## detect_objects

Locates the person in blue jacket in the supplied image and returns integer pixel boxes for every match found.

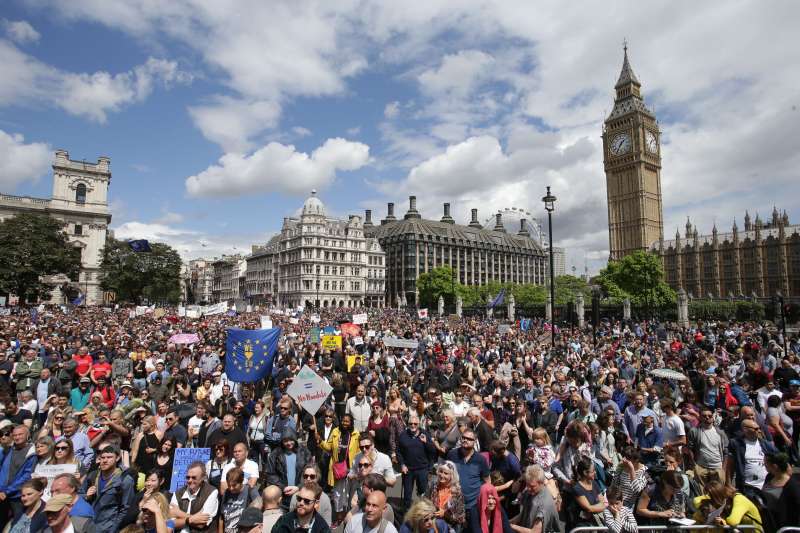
[80,445,134,533]
[0,424,38,521]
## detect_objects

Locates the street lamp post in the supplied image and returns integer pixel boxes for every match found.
[542,186,556,351]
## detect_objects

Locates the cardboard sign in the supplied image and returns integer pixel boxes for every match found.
[289,317,299,325]
[170,448,211,492]
[310,327,321,343]
[418,308,429,319]
[352,313,368,325]
[260,316,273,329]
[353,336,364,346]
[154,309,166,319]
[321,335,342,351]
[310,315,320,324]
[33,463,77,499]
[286,365,333,415]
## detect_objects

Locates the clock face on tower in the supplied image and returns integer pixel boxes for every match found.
[609,133,632,156]
[645,130,658,153]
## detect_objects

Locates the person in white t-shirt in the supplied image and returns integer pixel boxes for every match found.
[344,491,399,533]
[348,435,396,487]
[660,399,686,448]
[221,441,259,494]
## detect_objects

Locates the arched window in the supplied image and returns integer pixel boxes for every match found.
[75,183,87,204]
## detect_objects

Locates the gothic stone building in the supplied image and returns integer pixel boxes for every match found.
[364,196,548,307]
[603,45,664,261]
[654,210,800,299]
[0,150,111,305]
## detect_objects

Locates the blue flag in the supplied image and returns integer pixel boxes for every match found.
[128,239,152,252]
[488,288,506,309]
[225,327,281,383]
[71,294,85,306]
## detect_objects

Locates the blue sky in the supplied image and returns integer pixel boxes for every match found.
[1,1,798,273]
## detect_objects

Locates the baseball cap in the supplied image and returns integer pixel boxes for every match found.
[600,386,613,395]
[44,493,74,512]
[640,408,657,419]
[79,377,91,384]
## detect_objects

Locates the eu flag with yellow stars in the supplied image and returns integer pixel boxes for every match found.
[225,327,282,383]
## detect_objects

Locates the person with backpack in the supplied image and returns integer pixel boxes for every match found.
[80,445,134,533]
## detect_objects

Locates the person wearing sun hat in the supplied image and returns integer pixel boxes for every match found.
[43,493,76,533]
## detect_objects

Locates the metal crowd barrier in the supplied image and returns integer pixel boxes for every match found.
[569,526,761,533]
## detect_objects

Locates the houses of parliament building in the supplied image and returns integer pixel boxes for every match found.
[603,46,800,298]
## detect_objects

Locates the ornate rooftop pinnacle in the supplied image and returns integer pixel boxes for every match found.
[615,39,641,89]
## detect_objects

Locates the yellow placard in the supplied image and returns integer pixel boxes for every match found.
[321,335,342,351]
[347,354,365,372]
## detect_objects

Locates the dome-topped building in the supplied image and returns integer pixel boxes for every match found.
[248,190,385,308]
[302,189,326,217]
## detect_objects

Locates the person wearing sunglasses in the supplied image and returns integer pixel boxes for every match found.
[396,415,437,508]
[170,461,219,533]
[271,484,331,533]
[289,465,332,526]
[348,435,396,487]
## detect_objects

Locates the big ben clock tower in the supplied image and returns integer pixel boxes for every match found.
[603,43,663,260]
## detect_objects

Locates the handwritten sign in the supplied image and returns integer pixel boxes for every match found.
[321,335,342,351]
[352,313,368,325]
[309,327,321,343]
[353,336,364,346]
[346,354,366,372]
[170,448,211,492]
[286,365,333,415]
[260,316,273,329]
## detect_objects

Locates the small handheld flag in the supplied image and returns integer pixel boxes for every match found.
[71,294,85,306]
[128,239,152,253]
[225,327,281,382]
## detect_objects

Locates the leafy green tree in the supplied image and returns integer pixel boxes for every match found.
[417,266,459,308]
[100,237,182,304]
[554,275,591,305]
[0,213,82,303]
[596,250,676,306]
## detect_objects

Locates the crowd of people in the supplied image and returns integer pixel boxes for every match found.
[0,304,799,533]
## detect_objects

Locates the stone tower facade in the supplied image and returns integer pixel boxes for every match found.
[603,44,664,260]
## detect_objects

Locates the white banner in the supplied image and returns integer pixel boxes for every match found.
[286,365,333,416]
[186,309,200,319]
[289,317,299,325]
[0,308,10,316]
[135,306,148,316]
[33,463,77,500]
[382,337,419,349]
[177,306,186,317]
[367,330,376,337]
[352,313,368,325]
[310,315,320,323]
[202,302,228,316]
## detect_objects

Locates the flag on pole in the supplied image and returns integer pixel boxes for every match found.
[225,327,282,382]
[488,288,506,309]
[128,239,153,252]
[71,294,85,306]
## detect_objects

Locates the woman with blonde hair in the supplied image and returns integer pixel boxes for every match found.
[424,460,465,530]
[137,491,172,533]
[387,386,406,414]
[38,408,67,440]
[693,480,763,532]
[400,498,450,533]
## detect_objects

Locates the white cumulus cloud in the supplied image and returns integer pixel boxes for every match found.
[188,97,281,153]
[0,130,51,190]
[2,20,40,44]
[185,137,370,198]
[0,41,190,123]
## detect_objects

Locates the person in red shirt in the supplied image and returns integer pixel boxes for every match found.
[91,352,112,382]
[72,346,93,380]
[92,375,116,408]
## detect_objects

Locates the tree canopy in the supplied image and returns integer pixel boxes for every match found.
[100,237,182,304]
[595,250,676,306]
[416,267,591,308]
[0,213,82,303]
